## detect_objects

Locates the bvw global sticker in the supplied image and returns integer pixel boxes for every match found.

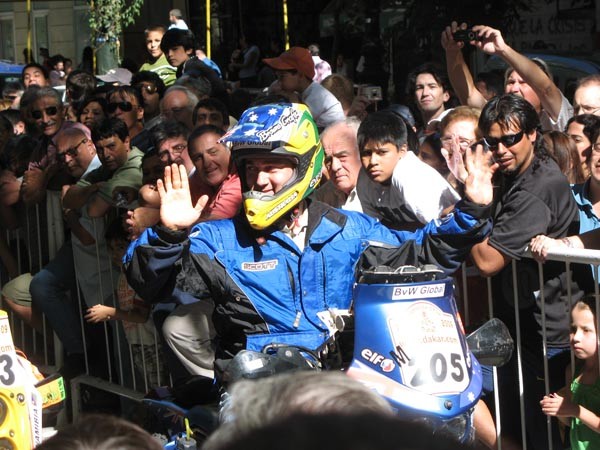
[392,283,445,300]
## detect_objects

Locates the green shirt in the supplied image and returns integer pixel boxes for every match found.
[78,147,144,204]
[570,376,600,449]
[140,54,177,86]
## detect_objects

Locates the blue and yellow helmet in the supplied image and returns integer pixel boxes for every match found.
[221,103,323,230]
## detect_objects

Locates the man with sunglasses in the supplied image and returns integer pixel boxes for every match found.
[467,94,592,450]
[106,86,152,153]
[21,87,71,204]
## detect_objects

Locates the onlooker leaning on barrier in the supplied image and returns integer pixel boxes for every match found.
[466,94,592,450]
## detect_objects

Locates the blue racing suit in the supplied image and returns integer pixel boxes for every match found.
[125,199,491,376]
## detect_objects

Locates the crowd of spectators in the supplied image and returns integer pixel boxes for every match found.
[3,15,600,450]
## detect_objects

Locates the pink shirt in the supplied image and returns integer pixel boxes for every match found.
[190,172,242,220]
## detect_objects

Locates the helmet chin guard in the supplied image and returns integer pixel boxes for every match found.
[221,103,323,229]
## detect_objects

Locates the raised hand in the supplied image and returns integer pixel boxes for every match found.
[471,25,508,55]
[463,143,498,206]
[441,135,468,184]
[441,21,467,52]
[157,164,208,231]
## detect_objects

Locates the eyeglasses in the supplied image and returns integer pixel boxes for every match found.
[158,143,187,160]
[136,84,158,95]
[107,101,134,113]
[56,138,87,162]
[31,106,59,120]
[440,136,474,149]
[483,130,525,150]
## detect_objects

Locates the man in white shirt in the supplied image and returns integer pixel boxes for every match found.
[168,9,189,30]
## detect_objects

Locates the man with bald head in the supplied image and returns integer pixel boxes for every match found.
[317,118,387,223]
[32,124,118,379]
[573,74,600,116]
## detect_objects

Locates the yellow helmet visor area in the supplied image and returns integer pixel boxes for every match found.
[242,145,323,229]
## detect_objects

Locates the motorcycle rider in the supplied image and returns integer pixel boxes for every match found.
[125,102,497,380]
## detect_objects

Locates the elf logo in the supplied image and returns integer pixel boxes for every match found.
[360,348,395,373]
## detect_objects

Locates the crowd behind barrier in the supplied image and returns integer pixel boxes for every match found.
[3,15,600,450]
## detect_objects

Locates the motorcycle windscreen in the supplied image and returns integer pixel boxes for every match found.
[347,278,482,418]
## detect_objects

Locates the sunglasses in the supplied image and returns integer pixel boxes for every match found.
[107,101,134,113]
[56,138,87,162]
[136,84,158,95]
[32,106,59,120]
[483,130,525,150]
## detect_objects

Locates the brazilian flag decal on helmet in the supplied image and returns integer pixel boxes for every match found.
[221,103,323,229]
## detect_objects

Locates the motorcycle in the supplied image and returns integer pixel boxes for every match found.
[148,264,513,447]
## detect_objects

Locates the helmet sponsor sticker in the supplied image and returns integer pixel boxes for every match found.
[241,260,279,271]
[265,191,298,220]
[360,348,396,373]
[257,107,301,142]
[391,283,445,300]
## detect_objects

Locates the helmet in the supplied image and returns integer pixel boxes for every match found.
[221,103,323,230]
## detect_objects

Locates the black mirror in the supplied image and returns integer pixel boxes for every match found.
[466,318,514,367]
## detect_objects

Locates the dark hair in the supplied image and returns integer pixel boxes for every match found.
[131,71,166,98]
[151,120,190,149]
[1,134,37,176]
[357,111,408,151]
[2,81,24,97]
[36,413,163,450]
[108,85,144,109]
[49,54,65,68]
[193,97,229,127]
[479,94,546,159]
[160,28,196,54]
[566,114,600,147]
[22,63,49,82]
[406,62,450,97]
[189,124,226,147]
[542,131,576,180]
[0,109,23,128]
[92,117,129,143]
[77,96,108,121]
[474,71,504,99]
[66,70,97,107]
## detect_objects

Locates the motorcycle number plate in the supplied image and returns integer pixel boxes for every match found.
[387,301,469,395]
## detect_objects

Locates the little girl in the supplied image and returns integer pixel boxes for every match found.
[540,296,600,449]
